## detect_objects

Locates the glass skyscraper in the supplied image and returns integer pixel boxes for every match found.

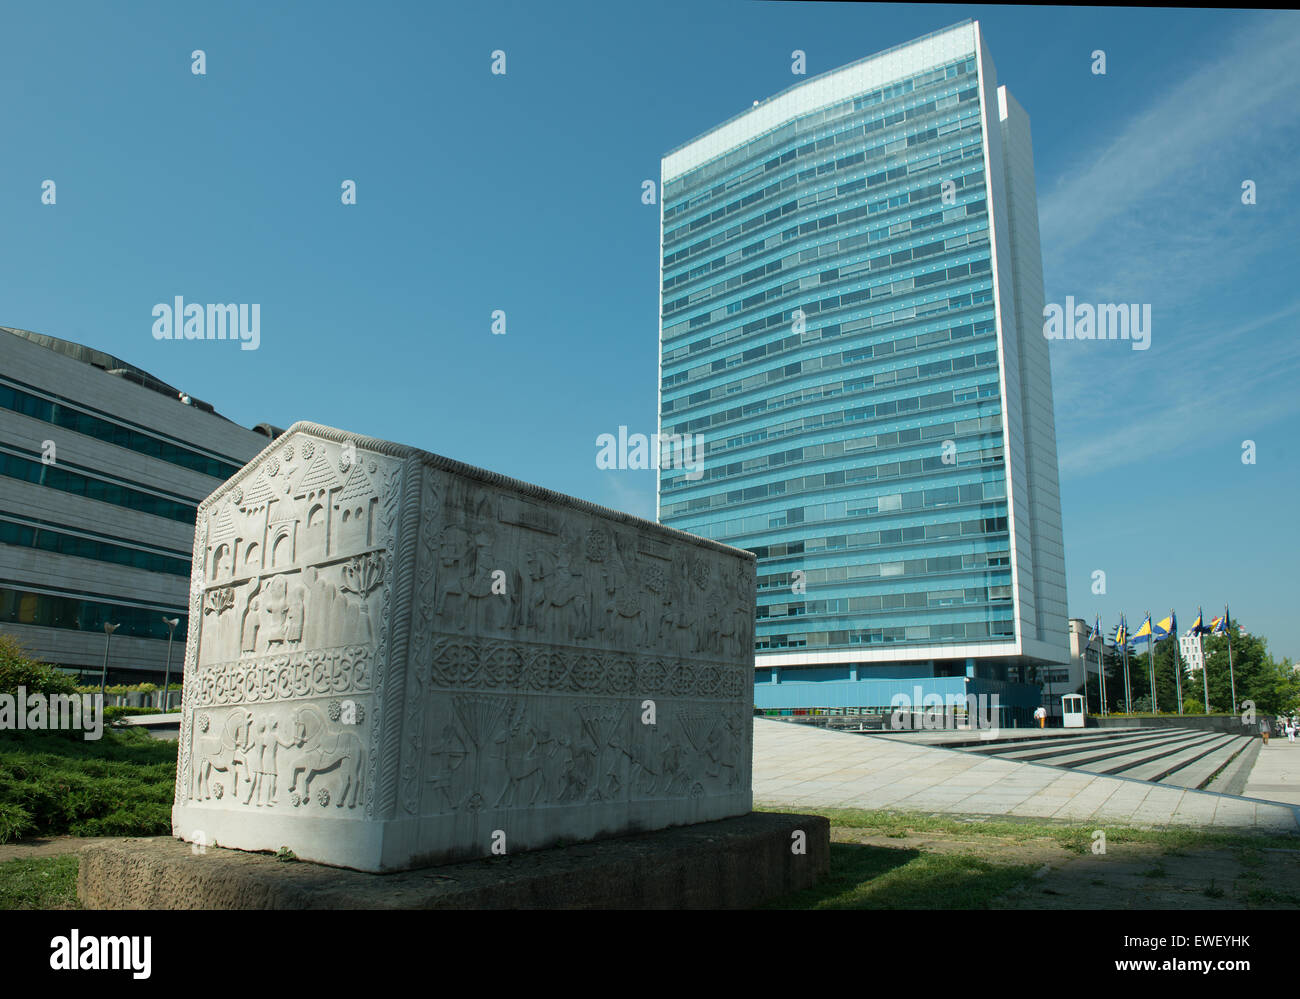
[656,22,1068,721]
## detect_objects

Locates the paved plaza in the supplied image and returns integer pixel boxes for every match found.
[754,718,1300,832]
[1244,737,1300,807]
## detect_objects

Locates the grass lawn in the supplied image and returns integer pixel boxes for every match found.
[0,855,80,909]
[763,807,1300,909]
[0,726,176,844]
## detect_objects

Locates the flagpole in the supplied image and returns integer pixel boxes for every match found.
[1121,615,1132,713]
[1226,605,1237,714]
[1082,624,1091,714]
[1147,610,1157,714]
[1098,620,1107,716]
[1123,639,1132,713]
[1199,606,1209,713]
[1173,609,1183,715]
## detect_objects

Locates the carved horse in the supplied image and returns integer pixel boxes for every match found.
[196,710,254,801]
[287,705,365,808]
[493,722,548,808]
[526,548,591,641]
[435,524,507,632]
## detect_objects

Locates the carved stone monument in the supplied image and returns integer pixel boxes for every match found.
[172,422,756,872]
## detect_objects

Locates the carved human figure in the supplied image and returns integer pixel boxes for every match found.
[248,714,299,807]
[259,575,290,650]
[436,523,501,632]
[526,546,589,643]
[426,724,467,812]
[493,716,546,808]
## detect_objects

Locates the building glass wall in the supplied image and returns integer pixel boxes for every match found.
[658,41,1016,657]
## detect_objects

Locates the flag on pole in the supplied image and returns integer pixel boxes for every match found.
[1154,613,1174,641]
[1088,617,1100,643]
[1191,607,1212,636]
[1116,616,1128,646]
[1132,615,1153,645]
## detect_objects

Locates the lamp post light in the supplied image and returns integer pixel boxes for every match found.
[99,622,119,698]
[161,617,180,710]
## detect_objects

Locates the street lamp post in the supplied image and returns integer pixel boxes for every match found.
[161,617,180,710]
[99,622,119,698]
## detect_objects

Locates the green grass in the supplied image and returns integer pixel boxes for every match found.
[765,842,1038,909]
[759,807,1300,909]
[0,856,80,909]
[763,806,1300,853]
[0,727,176,843]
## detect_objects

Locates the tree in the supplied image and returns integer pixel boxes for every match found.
[0,633,78,696]
[1202,628,1298,716]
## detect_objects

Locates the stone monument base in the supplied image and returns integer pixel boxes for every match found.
[78,812,828,909]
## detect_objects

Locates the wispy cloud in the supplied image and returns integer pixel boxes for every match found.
[1035,12,1300,478]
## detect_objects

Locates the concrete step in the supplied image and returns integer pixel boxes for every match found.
[1162,735,1252,789]
[982,729,1210,768]
[882,727,1144,750]
[1199,737,1261,795]
[1080,731,1231,778]
[1122,733,1244,784]
[965,729,1161,754]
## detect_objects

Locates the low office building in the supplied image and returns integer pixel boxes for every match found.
[0,326,274,683]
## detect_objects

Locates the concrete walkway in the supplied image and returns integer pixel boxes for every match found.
[1244,738,1300,806]
[754,718,1300,833]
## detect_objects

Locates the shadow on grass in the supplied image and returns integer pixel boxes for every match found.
[765,842,1039,910]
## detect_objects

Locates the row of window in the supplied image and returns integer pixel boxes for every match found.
[664,263,990,389]
[0,586,188,643]
[663,100,981,254]
[662,202,987,354]
[0,449,198,524]
[664,62,966,218]
[663,165,983,308]
[710,406,998,466]
[757,616,1015,650]
[662,364,999,484]
[759,550,1009,592]
[664,182,988,321]
[678,477,1005,542]
[666,443,1006,516]
[760,584,1013,619]
[665,423,1001,497]
[662,315,995,420]
[747,510,1008,561]
[0,517,191,577]
[663,130,983,283]
[0,380,243,481]
[679,376,1000,471]
[668,416,1003,493]
[664,155,981,299]
[664,230,991,384]
[664,55,977,204]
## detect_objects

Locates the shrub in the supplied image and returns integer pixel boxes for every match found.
[0,635,78,697]
[0,727,176,843]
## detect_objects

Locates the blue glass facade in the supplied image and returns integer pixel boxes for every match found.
[657,23,1069,711]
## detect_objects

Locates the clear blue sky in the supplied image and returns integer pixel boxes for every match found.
[3,2,1297,663]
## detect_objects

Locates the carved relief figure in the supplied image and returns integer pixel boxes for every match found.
[493,709,547,808]
[248,713,298,807]
[526,545,590,643]
[196,709,254,801]
[426,724,467,812]
[287,705,365,808]
[436,524,503,633]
